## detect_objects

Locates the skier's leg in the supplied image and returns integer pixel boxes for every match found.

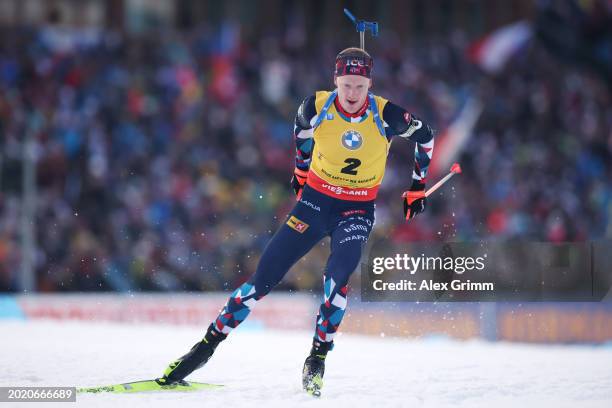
[212,201,328,335]
[314,214,373,343]
[161,192,328,383]
[303,212,374,396]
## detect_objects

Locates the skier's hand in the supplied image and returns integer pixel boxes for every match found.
[402,182,426,220]
[291,168,308,200]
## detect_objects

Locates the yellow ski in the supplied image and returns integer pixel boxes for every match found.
[77,380,223,394]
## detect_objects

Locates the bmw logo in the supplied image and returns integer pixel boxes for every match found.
[341,130,363,150]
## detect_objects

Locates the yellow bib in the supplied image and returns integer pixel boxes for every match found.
[310,91,390,190]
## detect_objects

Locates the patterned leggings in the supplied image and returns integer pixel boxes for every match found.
[212,185,375,343]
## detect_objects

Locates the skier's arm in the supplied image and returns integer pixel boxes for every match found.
[383,101,435,219]
[294,95,317,171]
[292,95,317,199]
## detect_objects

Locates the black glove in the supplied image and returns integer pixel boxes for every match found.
[402,182,427,220]
[291,168,308,200]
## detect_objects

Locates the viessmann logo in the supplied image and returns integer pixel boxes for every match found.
[321,184,368,196]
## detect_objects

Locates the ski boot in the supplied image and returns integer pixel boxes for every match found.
[156,323,226,385]
[302,339,333,397]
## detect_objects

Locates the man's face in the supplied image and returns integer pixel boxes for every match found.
[334,75,372,114]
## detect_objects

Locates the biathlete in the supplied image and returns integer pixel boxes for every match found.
[156,47,435,397]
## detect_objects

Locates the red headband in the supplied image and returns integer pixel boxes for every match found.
[335,55,373,78]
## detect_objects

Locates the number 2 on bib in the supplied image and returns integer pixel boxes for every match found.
[341,158,361,175]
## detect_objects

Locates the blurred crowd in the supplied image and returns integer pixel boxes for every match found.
[0,4,610,292]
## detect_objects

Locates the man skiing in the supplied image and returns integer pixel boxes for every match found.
[156,47,435,397]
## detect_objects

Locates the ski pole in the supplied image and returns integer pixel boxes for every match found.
[425,163,462,197]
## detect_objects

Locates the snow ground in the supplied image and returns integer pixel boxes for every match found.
[1,320,611,408]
